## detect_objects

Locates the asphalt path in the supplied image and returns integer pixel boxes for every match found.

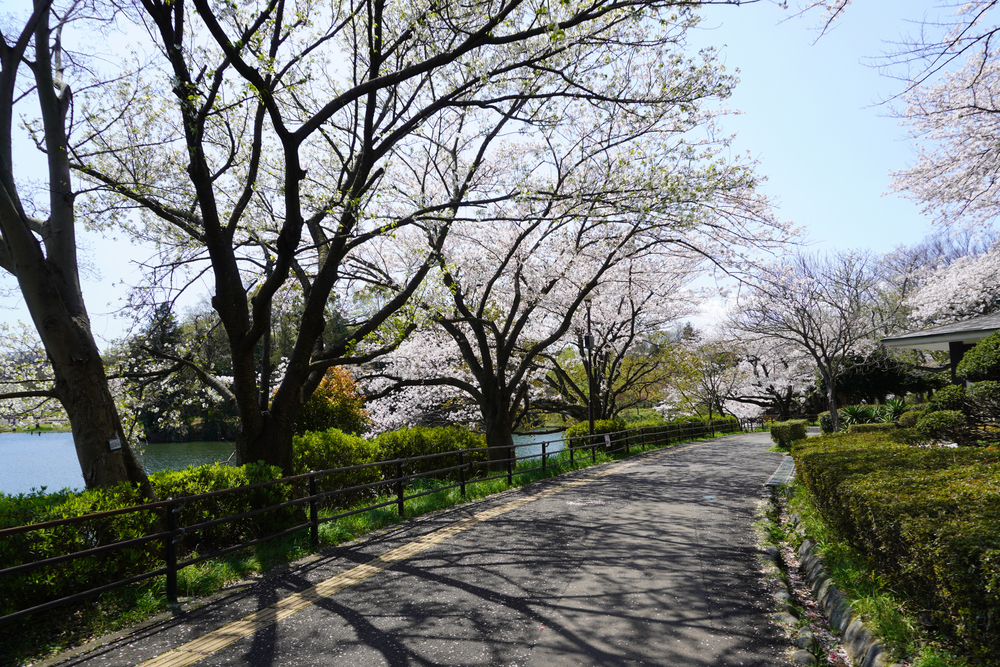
[46,432,786,667]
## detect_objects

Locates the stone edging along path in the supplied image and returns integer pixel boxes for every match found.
[764,517,905,667]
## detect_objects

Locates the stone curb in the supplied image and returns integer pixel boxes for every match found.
[793,536,905,667]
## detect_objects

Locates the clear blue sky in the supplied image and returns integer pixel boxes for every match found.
[0,0,951,344]
[691,0,944,253]
[683,0,950,328]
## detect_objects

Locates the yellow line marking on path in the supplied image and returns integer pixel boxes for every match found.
[137,443,697,667]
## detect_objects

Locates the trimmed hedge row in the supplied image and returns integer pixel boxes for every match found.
[0,462,289,617]
[562,418,628,440]
[291,425,488,506]
[791,433,1000,656]
[770,419,808,448]
[845,423,897,434]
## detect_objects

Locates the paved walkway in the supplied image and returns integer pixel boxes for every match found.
[47,432,786,667]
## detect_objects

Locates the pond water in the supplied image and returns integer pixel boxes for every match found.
[0,433,236,496]
[511,431,565,461]
[0,430,567,497]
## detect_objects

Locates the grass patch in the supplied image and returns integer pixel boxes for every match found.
[783,482,975,667]
[1,433,722,666]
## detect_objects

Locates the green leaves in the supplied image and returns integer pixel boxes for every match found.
[793,433,1000,658]
[957,331,1000,382]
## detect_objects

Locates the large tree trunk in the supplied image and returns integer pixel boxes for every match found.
[0,5,152,497]
[20,260,153,497]
[56,349,151,493]
[482,402,515,473]
[238,411,295,473]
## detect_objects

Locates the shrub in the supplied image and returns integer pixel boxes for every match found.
[916,410,969,444]
[666,414,738,426]
[882,397,909,422]
[928,385,969,414]
[968,380,1000,422]
[292,428,383,506]
[770,419,808,449]
[957,331,1000,381]
[373,425,487,478]
[791,434,1000,656]
[563,418,627,441]
[293,367,370,436]
[839,404,876,427]
[898,409,925,429]
[0,483,153,617]
[846,423,897,434]
[0,462,291,618]
[614,419,674,450]
[819,411,835,434]
[151,462,292,553]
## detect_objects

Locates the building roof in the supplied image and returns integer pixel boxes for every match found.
[881,312,1000,352]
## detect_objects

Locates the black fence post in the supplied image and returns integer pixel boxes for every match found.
[459,451,466,497]
[569,439,574,466]
[640,429,646,451]
[396,462,405,517]
[542,441,547,472]
[507,445,513,486]
[591,434,596,464]
[625,432,630,456]
[165,499,179,604]
[309,473,319,547]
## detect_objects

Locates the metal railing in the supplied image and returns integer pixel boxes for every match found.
[0,419,741,624]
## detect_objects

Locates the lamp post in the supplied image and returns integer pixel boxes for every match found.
[584,294,595,438]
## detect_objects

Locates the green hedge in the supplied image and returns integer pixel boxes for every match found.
[846,423,897,434]
[929,385,969,413]
[956,330,1000,381]
[563,418,628,441]
[791,434,1000,656]
[0,462,287,618]
[152,463,295,553]
[898,409,925,429]
[916,410,968,443]
[770,419,808,448]
[819,411,835,434]
[292,425,490,505]
[374,425,485,461]
[373,425,488,478]
[292,429,383,506]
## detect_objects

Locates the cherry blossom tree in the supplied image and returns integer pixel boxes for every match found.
[722,334,815,419]
[368,101,788,463]
[729,250,906,431]
[0,322,67,428]
[879,2,1000,230]
[683,335,747,419]
[362,327,481,434]
[905,242,1000,326]
[807,2,1000,233]
[0,2,152,493]
[537,262,699,422]
[64,0,780,473]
